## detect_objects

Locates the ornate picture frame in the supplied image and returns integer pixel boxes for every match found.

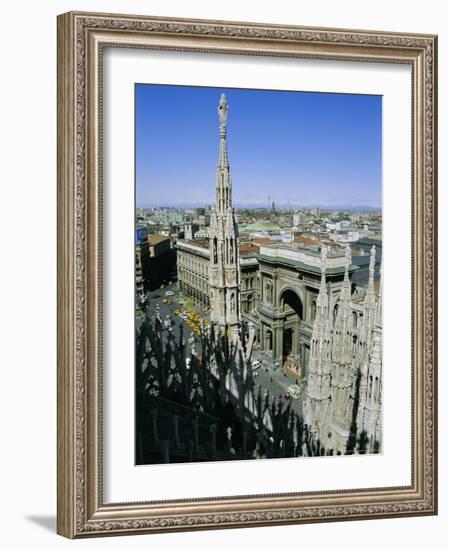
[57,11,437,538]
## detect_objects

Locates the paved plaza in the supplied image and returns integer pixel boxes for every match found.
[138,283,305,416]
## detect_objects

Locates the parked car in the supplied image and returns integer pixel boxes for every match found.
[165,290,175,296]
[251,360,262,370]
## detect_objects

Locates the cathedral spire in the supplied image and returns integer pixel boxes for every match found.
[332,244,353,365]
[209,93,241,334]
[357,322,383,453]
[316,245,329,315]
[355,244,378,375]
[376,260,382,326]
[328,244,357,451]
[363,245,377,339]
[303,244,333,438]
[366,245,376,301]
[218,93,229,168]
[310,245,332,351]
[342,244,352,312]
[216,93,232,212]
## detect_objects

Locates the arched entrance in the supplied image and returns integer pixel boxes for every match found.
[280,289,303,318]
[279,289,304,361]
[283,327,293,357]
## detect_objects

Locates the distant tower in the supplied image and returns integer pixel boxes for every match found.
[208,94,241,335]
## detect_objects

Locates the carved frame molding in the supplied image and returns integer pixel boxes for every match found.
[57,11,437,538]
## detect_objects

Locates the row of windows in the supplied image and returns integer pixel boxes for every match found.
[178,266,208,280]
[179,252,367,335]
[242,276,257,290]
[180,283,210,304]
[179,271,208,293]
[242,293,258,314]
[368,375,381,403]
[178,252,208,274]
[331,305,364,330]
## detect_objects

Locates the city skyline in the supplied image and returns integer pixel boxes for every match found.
[136,84,382,209]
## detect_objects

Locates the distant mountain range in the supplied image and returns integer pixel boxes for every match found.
[233,203,382,212]
[138,203,382,212]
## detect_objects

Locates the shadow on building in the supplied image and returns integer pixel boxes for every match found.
[136,232,177,292]
[135,315,317,464]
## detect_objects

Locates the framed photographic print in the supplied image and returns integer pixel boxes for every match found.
[57,11,438,538]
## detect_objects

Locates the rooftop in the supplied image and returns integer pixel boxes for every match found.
[185,239,209,249]
[148,234,170,245]
[293,235,320,247]
[242,220,282,232]
[253,237,275,245]
[239,242,260,256]
[178,239,261,258]
[257,243,358,275]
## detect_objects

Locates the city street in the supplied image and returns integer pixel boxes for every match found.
[250,357,305,416]
[137,284,304,416]
[137,283,210,350]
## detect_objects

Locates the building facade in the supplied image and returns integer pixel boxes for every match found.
[137,233,176,291]
[174,93,383,454]
[136,226,150,295]
[303,244,383,454]
[177,240,210,310]
[253,243,355,373]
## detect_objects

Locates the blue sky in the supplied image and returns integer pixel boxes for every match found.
[135,84,382,209]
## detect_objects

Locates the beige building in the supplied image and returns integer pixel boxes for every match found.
[176,239,260,316]
[176,240,210,310]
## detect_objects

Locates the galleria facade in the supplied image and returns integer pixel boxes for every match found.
[177,239,362,368]
[175,94,382,454]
